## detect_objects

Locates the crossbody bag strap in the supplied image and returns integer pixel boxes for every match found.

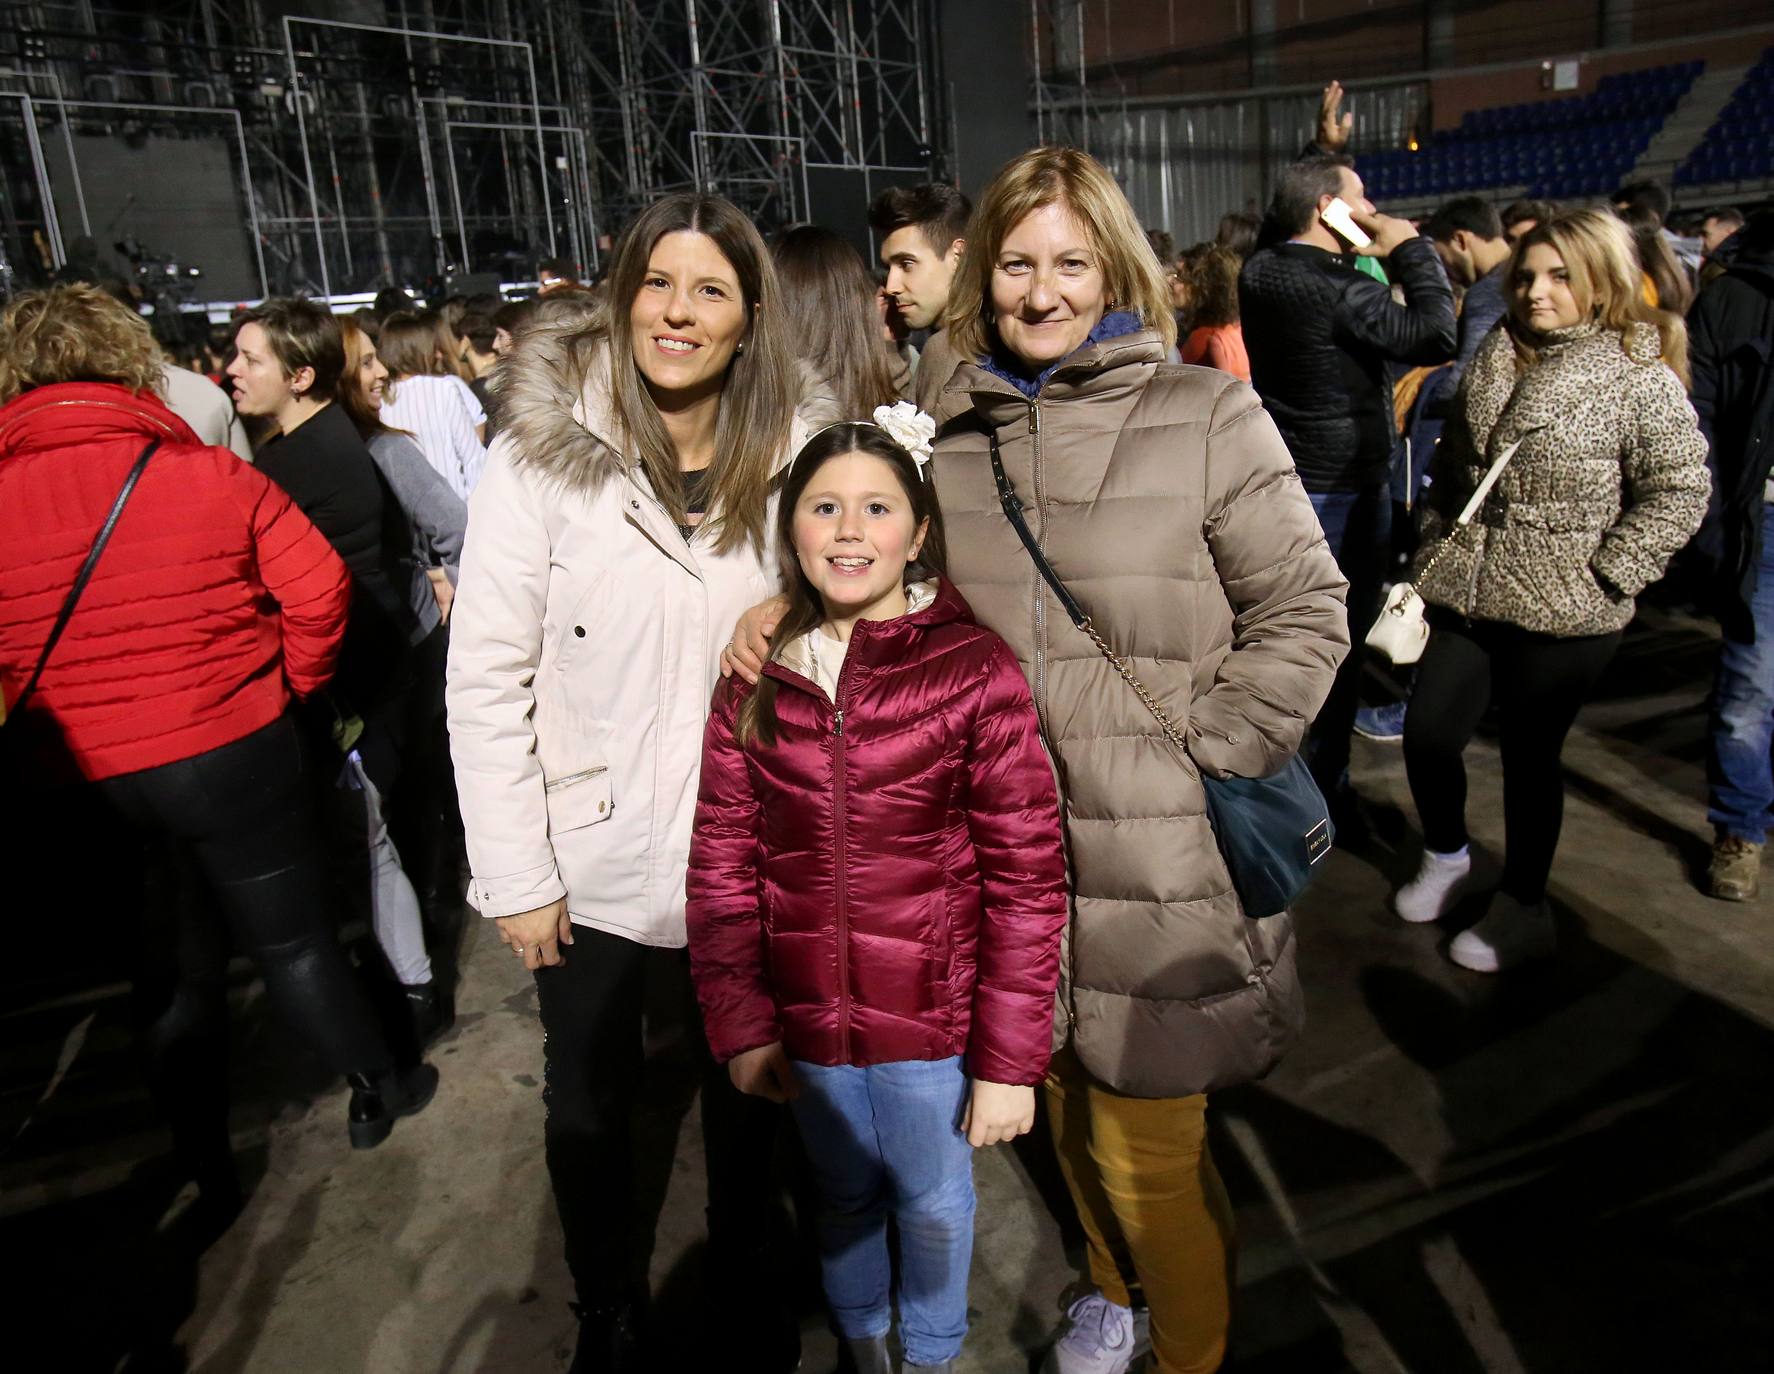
[6,437,160,721]
[1413,436,1523,589]
[987,431,1190,751]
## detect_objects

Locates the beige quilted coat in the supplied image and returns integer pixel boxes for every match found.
[930,329,1349,1098]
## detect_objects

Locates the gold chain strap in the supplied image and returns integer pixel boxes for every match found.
[1076,617,1191,751]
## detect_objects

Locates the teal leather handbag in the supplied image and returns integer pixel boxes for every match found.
[988,434,1333,918]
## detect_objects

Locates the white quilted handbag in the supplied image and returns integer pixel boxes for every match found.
[1366,439,1521,667]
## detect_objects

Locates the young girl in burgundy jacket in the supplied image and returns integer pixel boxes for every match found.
[687,409,1068,1374]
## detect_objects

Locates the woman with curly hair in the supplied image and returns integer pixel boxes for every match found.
[0,286,436,1200]
[1176,242,1250,381]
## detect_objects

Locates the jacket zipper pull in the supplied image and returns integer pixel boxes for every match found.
[1029,401,1040,434]
[832,709,844,738]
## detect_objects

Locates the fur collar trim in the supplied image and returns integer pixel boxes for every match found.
[487,317,625,494]
[488,317,812,496]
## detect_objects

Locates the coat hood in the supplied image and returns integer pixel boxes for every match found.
[486,317,625,493]
[0,382,198,460]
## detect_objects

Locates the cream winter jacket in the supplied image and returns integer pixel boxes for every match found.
[446,322,810,947]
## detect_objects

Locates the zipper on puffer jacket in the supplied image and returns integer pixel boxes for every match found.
[831,650,856,1063]
[1029,400,1048,717]
[543,765,607,792]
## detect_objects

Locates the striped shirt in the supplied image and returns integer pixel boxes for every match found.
[380,374,488,501]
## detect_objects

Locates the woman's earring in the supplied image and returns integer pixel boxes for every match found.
[735,341,746,355]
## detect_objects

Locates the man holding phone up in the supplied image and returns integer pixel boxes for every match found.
[1240,83,1456,823]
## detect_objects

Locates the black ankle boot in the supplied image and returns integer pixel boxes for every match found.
[346,1062,439,1149]
[404,981,453,1048]
[567,1299,643,1374]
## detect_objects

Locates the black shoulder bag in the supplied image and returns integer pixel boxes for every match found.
[987,433,1331,918]
[2,438,159,730]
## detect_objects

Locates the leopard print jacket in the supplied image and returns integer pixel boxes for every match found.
[1414,320,1710,637]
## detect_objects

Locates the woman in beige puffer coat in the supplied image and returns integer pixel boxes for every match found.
[1395,208,1709,974]
[931,150,1349,1374]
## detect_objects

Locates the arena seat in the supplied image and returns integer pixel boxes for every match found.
[1676,49,1774,186]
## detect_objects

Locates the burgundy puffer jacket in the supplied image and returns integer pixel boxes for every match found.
[687,579,1068,1086]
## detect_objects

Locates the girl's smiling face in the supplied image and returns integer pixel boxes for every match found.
[792,450,928,630]
[1511,241,1584,332]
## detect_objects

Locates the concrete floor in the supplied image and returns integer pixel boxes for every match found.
[4,605,1773,1373]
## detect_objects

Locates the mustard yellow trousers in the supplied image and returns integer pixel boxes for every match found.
[1045,1045,1234,1373]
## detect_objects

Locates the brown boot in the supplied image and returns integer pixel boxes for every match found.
[1708,835,1762,901]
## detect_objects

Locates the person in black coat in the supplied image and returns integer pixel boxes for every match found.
[230,301,419,730]
[1240,150,1456,808]
[1687,211,1774,900]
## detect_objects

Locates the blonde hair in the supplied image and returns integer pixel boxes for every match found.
[0,284,163,403]
[944,146,1177,361]
[1510,208,1689,388]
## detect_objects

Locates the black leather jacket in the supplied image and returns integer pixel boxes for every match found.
[1240,236,1456,492]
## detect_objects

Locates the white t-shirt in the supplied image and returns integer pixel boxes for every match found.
[380,373,488,501]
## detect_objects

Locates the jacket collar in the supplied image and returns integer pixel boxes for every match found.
[974,308,1147,399]
[934,325,1167,431]
[0,381,197,458]
[765,577,973,699]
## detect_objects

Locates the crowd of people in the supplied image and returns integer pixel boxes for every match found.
[0,76,1768,1374]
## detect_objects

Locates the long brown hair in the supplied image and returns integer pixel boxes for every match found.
[378,310,444,390]
[1616,203,1694,316]
[946,147,1177,361]
[771,225,901,417]
[1509,208,1689,387]
[737,422,948,746]
[592,192,796,556]
[336,315,408,442]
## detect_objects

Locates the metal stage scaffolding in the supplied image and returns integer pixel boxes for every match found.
[0,0,939,300]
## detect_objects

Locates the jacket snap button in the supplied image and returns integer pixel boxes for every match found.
[573,625,586,638]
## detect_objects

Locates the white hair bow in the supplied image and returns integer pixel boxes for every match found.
[872,401,938,481]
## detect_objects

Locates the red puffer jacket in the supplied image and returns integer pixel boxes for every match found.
[0,383,350,780]
[687,578,1068,1087]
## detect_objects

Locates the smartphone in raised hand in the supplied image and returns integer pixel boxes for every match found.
[1320,196,1372,249]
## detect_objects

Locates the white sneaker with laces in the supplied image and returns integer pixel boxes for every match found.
[1448,893,1556,973]
[1041,1292,1140,1374]
[1395,847,1472,924]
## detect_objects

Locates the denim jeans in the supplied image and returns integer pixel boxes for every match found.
[789,1057,975,1367]
[1709,503,1774,842]
[1306,484,1393,790]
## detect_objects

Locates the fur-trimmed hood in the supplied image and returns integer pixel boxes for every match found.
[487,316,827,496]
[485,317,629,494]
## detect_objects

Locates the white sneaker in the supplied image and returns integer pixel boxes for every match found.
[1448,893,1556,972]
[1040,1292,1142,1374]
[1395,847,1472,924]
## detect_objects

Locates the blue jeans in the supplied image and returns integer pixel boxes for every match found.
[789,1057,975,1367]
[1307,484,1393,790]
[1709,503,1774,842]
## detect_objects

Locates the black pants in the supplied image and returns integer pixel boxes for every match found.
[533,924,788,1305]
[99,716,394,1103]
[1403,610,1621,903]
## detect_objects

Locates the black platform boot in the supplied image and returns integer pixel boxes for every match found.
[346,1062,440,1149]
[567,1298,644,1374]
